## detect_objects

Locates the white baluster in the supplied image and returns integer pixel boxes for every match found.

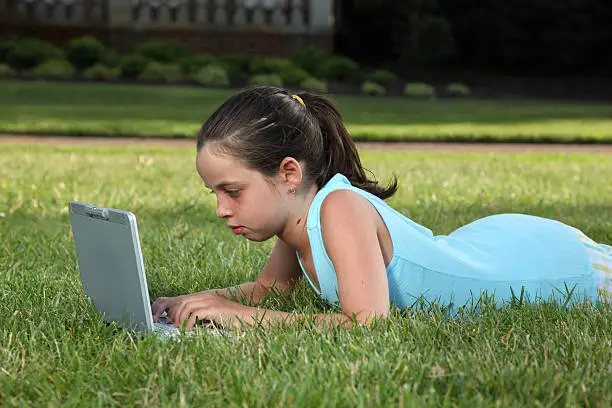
[194,0,206,24]
[289,0,304,32]
[233,0,247,25]
[70,0,84,23]
[107,0,134,26]
[214,0,227,25]
[269,0,284,27]
[310,0,332,32]
[156,0,171,24]
[252,0,265,26]
[170,0,188,24]
[138,0,151,25]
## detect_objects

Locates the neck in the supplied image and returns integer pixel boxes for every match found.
[277,184,318,253]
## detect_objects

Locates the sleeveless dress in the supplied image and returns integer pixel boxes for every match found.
[296,174,611,312]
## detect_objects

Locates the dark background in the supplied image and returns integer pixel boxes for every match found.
[335,0,612,77]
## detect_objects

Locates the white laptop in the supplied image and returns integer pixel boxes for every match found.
[68,201,221,340]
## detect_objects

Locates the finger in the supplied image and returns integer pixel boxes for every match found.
[179,301,211,330]
[188,311,202,330]
[178,301,204,330]
[151,297,168,322]
[170,300,189,327]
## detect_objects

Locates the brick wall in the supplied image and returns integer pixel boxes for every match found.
[0,22,333,57]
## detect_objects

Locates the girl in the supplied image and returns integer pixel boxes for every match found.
[151,86,611,329]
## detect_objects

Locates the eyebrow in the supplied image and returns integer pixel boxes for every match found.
[205,181,241,190]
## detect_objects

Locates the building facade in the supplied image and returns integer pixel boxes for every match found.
[0,0,335,56]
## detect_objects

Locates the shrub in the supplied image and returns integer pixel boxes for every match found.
[82,64,120,81]
[101,50,121,68]
[251,58,296,75]
[0,63,16,79]
[31,59,75,79]
[119,54,148,79]
[291,46,330,76]
[404,82,436,99]
[366,69,397,88]
[446,82,471,97]
[0,40,17,63]
[315,56,362,83]
[135,40,190,63]
[138,62,182,83]
[362,81,386,96]
[180,53,218,75]
[300,77,328,92]
[249,73,283,87]
[66,36,106,71]
[6,38,63,71]
[191,65,229,87]
[279,66,310,86]
[219,53,254,79]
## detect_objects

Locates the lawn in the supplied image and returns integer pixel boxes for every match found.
[1,81,612,143]
[1,144,611,407]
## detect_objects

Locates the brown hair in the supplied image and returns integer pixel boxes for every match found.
[196,86,397,199]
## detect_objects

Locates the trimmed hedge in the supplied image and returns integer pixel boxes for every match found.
[291,46,330,76]
[0,63,16,79]
[6,38,63,71]
[0,40,17,63]
[31,59,75,80]
[404,82,436,99]
[119,54,149,79]
[180,53,218,75]
[250,73,283,87]
[279,66,310,86]
[366,69,397,88]
[82,64,120,81]
[362,81,386,96]
[315,56,362,84]
[66,36,107,71]
[446,82,471,97]
[135,40,190,63]
[138,62,182,83]
[191,65,229,87]
[251,58,296,75]
[219,53,254,79]
[300,77,328,92]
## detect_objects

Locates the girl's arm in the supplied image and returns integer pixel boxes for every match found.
[151,239,302,321]
[318,189,391,323]
[207,238,303,304]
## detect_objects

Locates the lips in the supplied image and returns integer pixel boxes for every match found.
[230,226,245,235]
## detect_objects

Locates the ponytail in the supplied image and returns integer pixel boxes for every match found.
[297,92,397,200]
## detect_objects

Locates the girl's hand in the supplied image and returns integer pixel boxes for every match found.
[151,292,251,330]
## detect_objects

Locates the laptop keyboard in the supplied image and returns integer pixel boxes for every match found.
[153,316,223,339]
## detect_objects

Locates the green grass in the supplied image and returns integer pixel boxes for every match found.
[1,80,612,143]
[1,144,611,406]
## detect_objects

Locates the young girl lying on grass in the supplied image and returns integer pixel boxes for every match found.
[151,86,612,329]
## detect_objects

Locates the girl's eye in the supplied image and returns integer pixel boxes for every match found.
[226,190,240,198]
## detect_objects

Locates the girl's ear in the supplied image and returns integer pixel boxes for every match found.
[278,157,303,191]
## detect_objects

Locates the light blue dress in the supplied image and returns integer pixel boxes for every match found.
[296,174,602,312]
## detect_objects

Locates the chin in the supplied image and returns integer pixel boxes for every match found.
[243,230,275,242]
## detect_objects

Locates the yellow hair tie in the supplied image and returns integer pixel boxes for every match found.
[291,94,305,107]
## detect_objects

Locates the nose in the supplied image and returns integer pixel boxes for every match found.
[215,196,232,218]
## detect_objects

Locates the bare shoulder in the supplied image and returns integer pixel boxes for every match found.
[320,189,378,228]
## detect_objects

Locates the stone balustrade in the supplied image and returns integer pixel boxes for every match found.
[3,0,334,34]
